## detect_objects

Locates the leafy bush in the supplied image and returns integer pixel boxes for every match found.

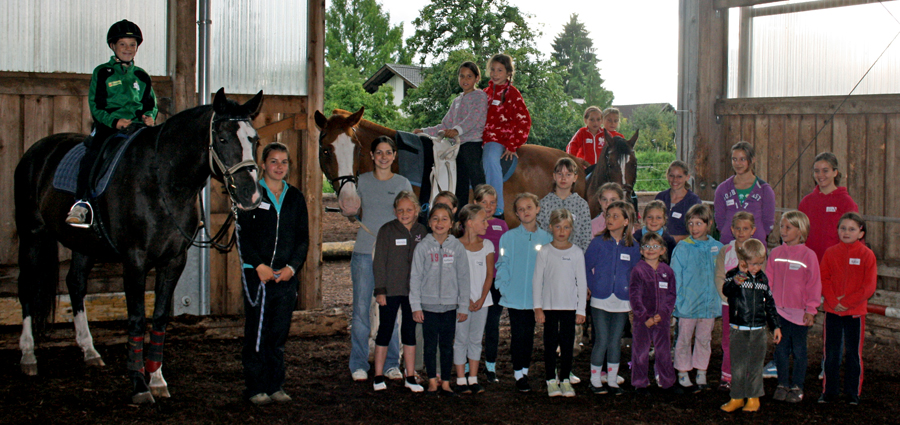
[635,150,676,192]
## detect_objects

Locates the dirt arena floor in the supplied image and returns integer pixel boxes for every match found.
[1,197,898,424]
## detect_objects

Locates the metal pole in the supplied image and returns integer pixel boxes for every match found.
[198,0,212,315]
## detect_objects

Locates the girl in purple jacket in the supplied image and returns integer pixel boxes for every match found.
[714,142,776,244]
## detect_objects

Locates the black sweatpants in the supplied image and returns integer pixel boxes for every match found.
[375,296,416,347]
[508,308,536,372]
[242,271,298,398]
[483,285,503,364]
[543,310,576,381]
[454,141,486,204]
[823,312,865,397]
[423,310,456,380]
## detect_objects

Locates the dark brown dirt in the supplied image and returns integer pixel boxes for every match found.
[2,209,899,424]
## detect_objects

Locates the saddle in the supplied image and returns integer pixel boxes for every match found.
[53,127,146,198]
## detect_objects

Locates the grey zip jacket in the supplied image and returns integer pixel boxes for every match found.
[409,233,470,314]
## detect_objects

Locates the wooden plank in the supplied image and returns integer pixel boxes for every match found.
[715,94,900,116]
[170,0,198,114]
[22,95,54,151]
[831,115,849,188]
[767,115,786,209]
[798,114,818,198]
[0,73,173,98]
[226,239,243,315]
[0,95,22,265]
[754,115,769,182]
[782,115,801,210]
[0,292,156,325]
[815,114,834,164]
[845,115,867,213]
[208,213,228,315]
[886,114,900,262]
[52,96,83,134]
[866,114,886,257]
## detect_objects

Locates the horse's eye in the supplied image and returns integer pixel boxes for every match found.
[219,138,227,144]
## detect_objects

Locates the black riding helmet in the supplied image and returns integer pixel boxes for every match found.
[107,20,143,46]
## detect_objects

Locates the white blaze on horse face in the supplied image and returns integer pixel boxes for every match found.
[236,121,261,204]
[74,311,101,361]
[333,133,361,216]
[619,154,630,186]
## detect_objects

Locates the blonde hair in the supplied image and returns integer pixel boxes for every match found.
[736,238,767,262]
[393,190,421,214]
[473,184,498,202]
[781,210,810,243]
[584,105,603,120]
[601,201,636,247]
[514,192,540,211]
[549,208,575,229]
[598,182,625,202]
[454,204,485,238]
[642,200,667,222]
[731,211,755,227]
[602,107,620,119]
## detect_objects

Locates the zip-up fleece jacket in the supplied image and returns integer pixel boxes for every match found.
[483,80,531,152]
[798,186,859,262]
[714,176,776,244]
[237,181,309,274]
[723,268,779,331]
[629,260,677,323]
[422,89,488,143]
[532,244,587,314]
[374,219,428,297]
[766,243,821,326]
[585,235,641,302]
[566,127,625,165]
[89,56,158,131]
[820,240,877,317]
[409,234,470,314]
[672,236,724,319]
[494,225,553,310]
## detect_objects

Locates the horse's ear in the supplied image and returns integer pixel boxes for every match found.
[314,110,329,131]
[243,90,264,118]
[627,130,639,149]
[604,128,612,144]
[347,107,365,126]
[213,88,227,114]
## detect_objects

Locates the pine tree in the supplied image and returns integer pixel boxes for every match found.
[551,14,613,108]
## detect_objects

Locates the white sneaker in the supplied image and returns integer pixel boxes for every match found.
[561,379,576,397]
[270,390,291,402]
[569,372,581,385]
[249,392,272,405]
[404,377,424,392]
[547,379,562,397]
[373,378,387,391]
[384,367,403,380]
[351,369,368,381]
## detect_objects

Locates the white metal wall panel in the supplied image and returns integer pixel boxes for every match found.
[0,0,167,75]
[210,0,308,96]
[728,1,900,98]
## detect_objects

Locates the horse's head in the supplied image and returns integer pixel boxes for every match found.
[209,87,264,211]
[314,107,365,217]
[601,129,639,199]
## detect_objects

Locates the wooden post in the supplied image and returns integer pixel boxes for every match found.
[169,0,198,114]
[300,0,325,310]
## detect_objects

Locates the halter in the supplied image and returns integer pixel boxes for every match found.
[208,112,261,180]
[320,126,362,197]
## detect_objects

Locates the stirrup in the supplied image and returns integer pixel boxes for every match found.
[67,201,94,229]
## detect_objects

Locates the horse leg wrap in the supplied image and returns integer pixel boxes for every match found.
[146,329,165,373]
[127,336,145,373]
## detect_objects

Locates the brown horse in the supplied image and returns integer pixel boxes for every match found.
[314,108,637,227]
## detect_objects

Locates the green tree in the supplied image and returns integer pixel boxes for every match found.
[551,14,614,109]
[406,0,536,64]
[325,0,408,78]
[324,80,405,130]
[617,104,676,152]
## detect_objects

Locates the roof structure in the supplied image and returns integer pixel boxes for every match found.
[363,64,424,93]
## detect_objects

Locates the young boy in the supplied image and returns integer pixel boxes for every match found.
[721,239,782,413]
[67,19,158,227]
[494,192,553,393]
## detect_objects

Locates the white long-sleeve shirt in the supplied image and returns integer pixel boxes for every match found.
[532,244,587,315]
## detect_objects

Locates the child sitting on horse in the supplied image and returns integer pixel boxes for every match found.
[67,19,157,227]
[482,54,531,218]
[414,61,487,205]
[566,106,606,165]
[602,107,624,139]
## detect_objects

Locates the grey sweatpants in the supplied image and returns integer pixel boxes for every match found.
[729,327,767,399]
[454,307,489,365]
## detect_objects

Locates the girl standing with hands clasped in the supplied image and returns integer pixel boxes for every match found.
[655,161,702,242]
[482,54,532,218]
[818,213,877,405]
[714,142,776,244]
[452,205,495,394]
[410,204,470,396]
[533,209,588,397]
[372,191,428,392]
[475,184,509,383]
[414,62,488,204]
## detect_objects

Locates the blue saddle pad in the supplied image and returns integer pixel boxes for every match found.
[52,128,145,198]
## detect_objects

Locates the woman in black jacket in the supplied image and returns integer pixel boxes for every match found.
[237,142,309,405]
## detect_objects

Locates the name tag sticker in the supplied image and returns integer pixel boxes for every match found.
[492,225,502,231]
[726,199,735,206]
[659,281,668,289]
[259,202,271,210]
[491,99,501,105]
[789,263,801,270]
[476,261,484,267]
[850,258,861,265]
[826,206,837,212]
[672,212,682,219]
[443,256,454,264]
[586,138,593,144]
[395,239,407,246]
[620,253,631,261]
[711,246,719,253]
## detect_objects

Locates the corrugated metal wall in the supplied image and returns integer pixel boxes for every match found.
[0,0,167,76]
[211,0,308,95]
[727,1,900,98]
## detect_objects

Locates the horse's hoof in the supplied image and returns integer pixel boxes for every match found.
[150,385,170,398]
[21,363,38,376]
[132,391,156,404]
[85,356,105,367]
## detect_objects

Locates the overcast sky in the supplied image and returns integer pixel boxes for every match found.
[372,0,679,106]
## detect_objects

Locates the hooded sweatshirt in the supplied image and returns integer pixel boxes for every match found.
[798,186,859,262]
[483,80,531,152]
[409,234,470,314]
[714,176,776,244]
[766,243,821,326]
[630,260,677,323]
[672,236,724,319]
[820,240,877,317]
[494,225,553,310]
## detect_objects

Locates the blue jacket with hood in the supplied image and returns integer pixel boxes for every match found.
[671,236,724,319]
[494,225,553,310]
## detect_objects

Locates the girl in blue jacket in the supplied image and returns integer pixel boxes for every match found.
[671,204,723,391]
[494,193,552,393]
[585,201,640,395]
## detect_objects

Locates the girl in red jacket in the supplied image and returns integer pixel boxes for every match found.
[818,212,877,405]
[798,152,859,263]
[566,106,605,165]
[482,54,531,218]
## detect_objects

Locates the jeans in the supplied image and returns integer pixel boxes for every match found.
[423,310,456,379]
[721,304,732,381]
[543,310,576,381]
[454,307,489,365]
[455,142,486,204]
[590,308,627,366]
[482,142,507,213]
[350,253,399,373]
[775,316,810,389]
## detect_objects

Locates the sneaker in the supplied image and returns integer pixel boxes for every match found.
[762,361,777,378]
[547,379,562,397]
[785,387,803,403]
[718,381,731,392]
[590,383,608,395]
[818,393,839,404]
[468,382,484,394]
[485,371,499,383]
[404,377,424,393]
[455,383,471,394]
[439,388,458,397]
[818,369,825,380]
[373,376,387,391]
[270,390,291,402]
[569,372,581,385]
[847,394,860,405]
[515,376,531,393]
[608,386,625,396]
[773,385,789,401]
[65,204,90,228]
[384,367,403,380]
[678,374,694,388]
[560,380,576,397]
[249,392,273,405]
[351,369,368,381]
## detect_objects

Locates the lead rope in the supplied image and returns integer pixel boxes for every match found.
[234,207,265,352]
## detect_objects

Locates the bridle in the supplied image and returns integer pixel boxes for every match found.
[319,126,363,197]
[208,112,261,186]
[604,141,635,195]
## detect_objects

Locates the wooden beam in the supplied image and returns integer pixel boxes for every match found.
[715,94,900,116]
[0,73,173,98]
[751,0,895,17]
[714,0,781,9]
[0,292,157,326]
[169,0,198,114]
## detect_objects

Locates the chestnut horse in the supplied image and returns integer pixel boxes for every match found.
[314,108,637,227]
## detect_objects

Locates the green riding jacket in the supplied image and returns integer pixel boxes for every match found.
[88,56,157,130]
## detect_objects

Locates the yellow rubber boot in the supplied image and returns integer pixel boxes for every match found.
[742,397,760,412]
[721,398,745,412]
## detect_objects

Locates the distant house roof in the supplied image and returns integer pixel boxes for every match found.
[612,103,675,121]
[363,64,424,93]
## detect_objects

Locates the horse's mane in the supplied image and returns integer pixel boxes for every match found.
[331,108,395,135]
[607,136,633,158]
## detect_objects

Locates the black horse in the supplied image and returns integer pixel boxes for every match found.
[14,88,263,404]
